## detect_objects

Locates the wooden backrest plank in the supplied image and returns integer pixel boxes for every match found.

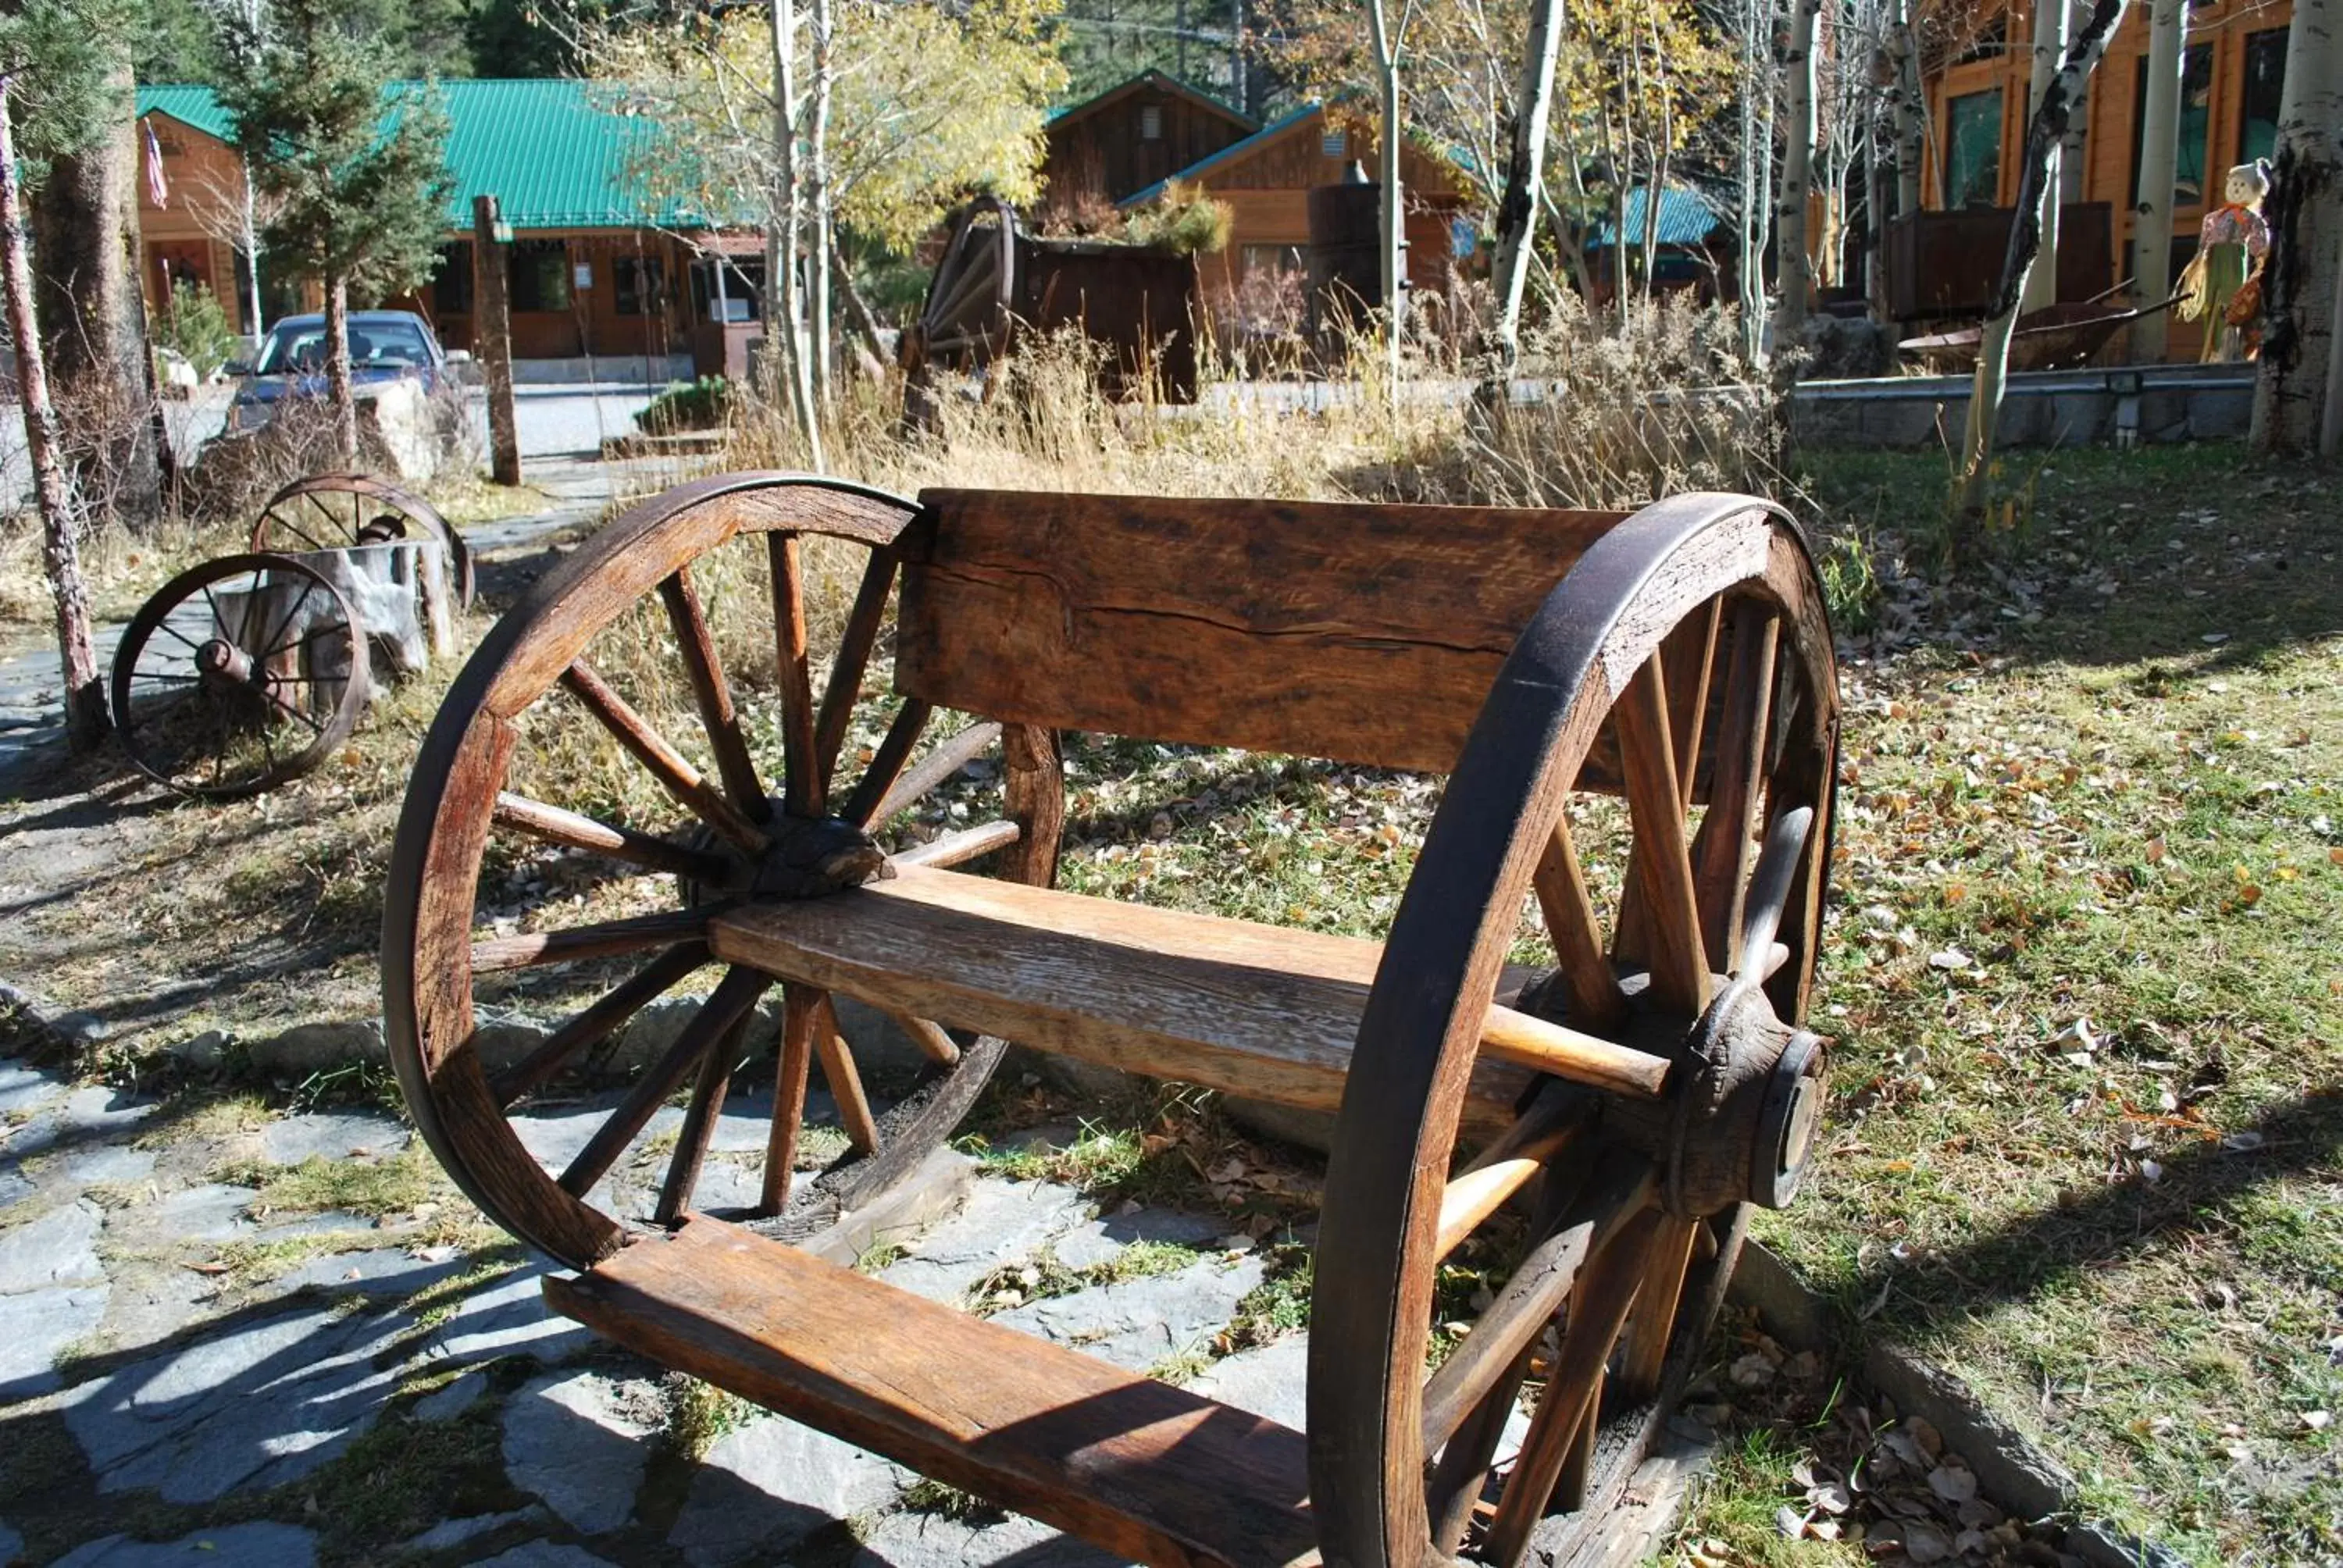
[897,490,1628,775]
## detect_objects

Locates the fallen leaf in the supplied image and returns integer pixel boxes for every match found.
[183,1260,230,1275]
[1927,948,1971,971]
[2223,1131,2267,1153]
[1927,1463,1977,1503]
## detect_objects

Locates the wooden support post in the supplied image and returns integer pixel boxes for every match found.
[473,194,522,487]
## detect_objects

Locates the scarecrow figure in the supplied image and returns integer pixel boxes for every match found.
[2177,160,2271,362]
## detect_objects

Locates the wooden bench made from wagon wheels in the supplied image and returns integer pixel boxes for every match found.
[383,476,1842,1568]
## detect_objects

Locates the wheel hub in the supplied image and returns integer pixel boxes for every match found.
[688,811,892,902]
[194,638,255,686]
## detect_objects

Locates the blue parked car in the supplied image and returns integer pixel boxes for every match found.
[228,309,470,431]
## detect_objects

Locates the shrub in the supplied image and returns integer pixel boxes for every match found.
[1124,181,1233,256]
[636,376,736,435]
[157,283,239,381]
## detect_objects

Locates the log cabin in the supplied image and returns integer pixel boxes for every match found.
[134,80,764,380]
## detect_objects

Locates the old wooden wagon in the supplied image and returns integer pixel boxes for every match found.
[384,475,1841,1566]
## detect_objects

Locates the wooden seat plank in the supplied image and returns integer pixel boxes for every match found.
[546,1215,1318,1568]
[708,865,1539,1129]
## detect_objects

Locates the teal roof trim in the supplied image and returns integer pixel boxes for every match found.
[1587,184,1728,249]
[1118,100,1325,209]
[137,79,713,231]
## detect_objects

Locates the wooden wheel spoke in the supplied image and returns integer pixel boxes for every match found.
[761,983,822,1213]
[471,909,711,975]
[1739,804,1815,973]
[811,994,881,1155]
[1428,1335,1539,1556]
[870,720,1002,826]
[1687,603,1780,974]
[1421,1161,1655,1450]
[843,700,935,829]
[654,1005,758,1225]
[1553,1367,1604,1513]
[660,566,770,823]
[1435,1084,1594,1258]
[1614,654,1710,1016]
[562,659,768,854]
[887,818,1021,871]
[492,942,711,1107]
[1482,1206,1662,1566]
[1661,601,1720,803]
[1532,817,1629,1032]
[882,1008,961,1066]
[767,533,823,818]
[493,792,731,882]
[812,551,898,804]
[1612,1213,1700,1402]
[558,965,770,1198]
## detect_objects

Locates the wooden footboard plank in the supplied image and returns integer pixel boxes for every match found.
[546,1215,1318,1568]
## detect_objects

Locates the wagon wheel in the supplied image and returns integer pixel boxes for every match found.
[1311,495,1840,1568]
[385,474,1032,1269]
[110,551,372,800]
[899,199,1018,434]
[252,472,476,611]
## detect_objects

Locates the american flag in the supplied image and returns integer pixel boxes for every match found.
[142,118,168,208]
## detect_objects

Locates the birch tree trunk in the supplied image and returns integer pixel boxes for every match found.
[1367,0,1408,397]
[1892,0,1923,216]
[1489,0,1562,373]
[2,80,104,749]
[766,0,823,467]
[2131,0,2187,358]
[1739,0,1775,359]
[1956,0,2132,530]
[2018,0,2070,315]
[2248,0,2341,454]
[808,0,835,414]
[1775,0,1821,337]
[324,273,358,464]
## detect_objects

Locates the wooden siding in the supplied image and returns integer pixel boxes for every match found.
[1917,0,2292,359]
[1043,80,1254,209]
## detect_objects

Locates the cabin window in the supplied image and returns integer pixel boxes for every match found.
[2131,43,2213,209]
[433,242,473,315]
[1240,244,1303,276]
[615,256,665,317]
[1139,105,1163,140]
[509,240,572,312]
[1943,90,2000,209]
[1321,129,1347,158]
[2238,29,2288,167]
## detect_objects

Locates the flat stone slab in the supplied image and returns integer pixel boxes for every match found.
[413,1368,487,1423]
[399,1506,547,1554]
[0,1060,65,1115]
[279,1246,469,1299]
[260,1110,412,1164]
[5,1086,157,1159]
[850,1507,1128,1568]
[876,1178,1091,1304]
[467,1545,618,1568]
[420,1266,594,1367]
[50,1523,318,1566]
[0,1169,34,1209]
[0,1199,103,1292]
[993,1254,1266,1373]
[0,1282,109,1399]
[60,1300,411,1502]
[1050,1206,1228,1272]
[1187,1332,1309,1430]
[59,1145,158,1188]
[501,1369,664,1534]
[670,1414,909,1566]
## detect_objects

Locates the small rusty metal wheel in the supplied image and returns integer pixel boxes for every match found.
[385,474,1036,1270]
[251,472,475,611]
[110,551,372,800]
[1311,496,1840,1568]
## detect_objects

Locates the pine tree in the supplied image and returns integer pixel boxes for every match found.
[217,0,451,460]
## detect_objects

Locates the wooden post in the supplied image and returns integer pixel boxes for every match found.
[473,194,522,486]
[2131,0,2188,361]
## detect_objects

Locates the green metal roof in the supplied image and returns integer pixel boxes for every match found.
[1587,185,1728,250]
[137,79,711,230]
